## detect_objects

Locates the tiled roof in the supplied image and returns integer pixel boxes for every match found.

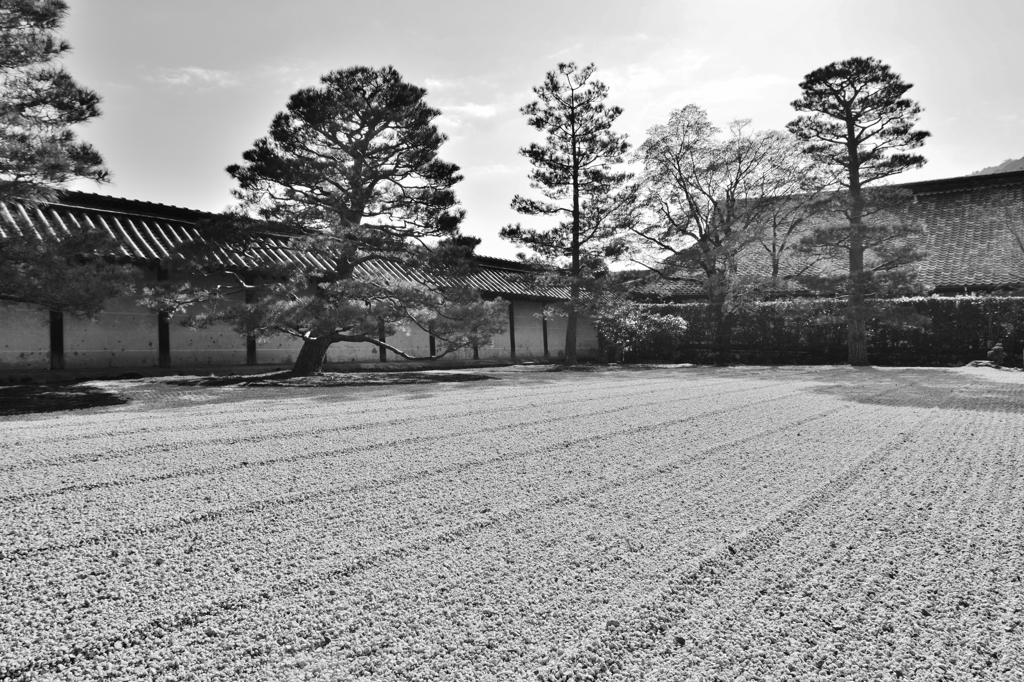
[622,170,1024,299]
[0,191,568,301]
[904,171,1024,291]
[4,170,1022,301]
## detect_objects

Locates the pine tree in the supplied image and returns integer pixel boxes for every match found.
[501,62,632,365]
[788,56,930,366]
[0,0,107,203]
[0,0,133,318]
[148,66,505,375]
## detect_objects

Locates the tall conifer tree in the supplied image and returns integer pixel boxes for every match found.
[788,56,930,365]
[501,62,631,365]
[0,0,134,318]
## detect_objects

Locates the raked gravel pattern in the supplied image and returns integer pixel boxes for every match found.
[1,366,1022,681]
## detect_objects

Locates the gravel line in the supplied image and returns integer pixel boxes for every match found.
[545,382,1024,682]
[0,390,864,673]
[2,374,937,675]
[0,377,795,496]
[0,371,759,458]
[0,380,837,555]
[1,367,1017,682]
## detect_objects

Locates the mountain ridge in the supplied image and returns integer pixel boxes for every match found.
[973,156,1024,175]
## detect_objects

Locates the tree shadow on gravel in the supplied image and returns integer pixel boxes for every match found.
[756,366,1024,415]
[0,384,129,416]
[165,371,494,388]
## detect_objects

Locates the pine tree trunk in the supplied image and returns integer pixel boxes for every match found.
[847,289,869,365]
[847,196,870,366]
[846,227,869,366]
[564,302,578,366]
[291,334,334,375]
[567,112,580,367]
[846,141,870,367]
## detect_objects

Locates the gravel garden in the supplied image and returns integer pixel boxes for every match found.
[1,365,1022,681]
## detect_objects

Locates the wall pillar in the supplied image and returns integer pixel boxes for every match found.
[49,310,64,370]
[542,311,550,358]
[245,274,257,365]
[157,264,171,367]
[507,299,516,360]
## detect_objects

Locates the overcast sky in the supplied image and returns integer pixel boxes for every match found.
[62,0,1024,259]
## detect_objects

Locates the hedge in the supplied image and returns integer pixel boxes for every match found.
[610,296,1024,366]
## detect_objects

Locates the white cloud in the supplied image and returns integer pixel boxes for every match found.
[152,66,240,88]
[687,73,790,105]
[424,77,457,90]
[446,103,499,119]
[545,42,586,61]
[602,50,710,97]
[436,101,503,131]
[471,163,516,175]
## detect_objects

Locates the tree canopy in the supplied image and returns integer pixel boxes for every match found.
[500,62,632,364]
[0,0,107,203]
[148,66,505,375]
[631,105,825,360]
[0,0,134,318]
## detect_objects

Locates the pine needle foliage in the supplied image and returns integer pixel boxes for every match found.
[788,56,930,365]
[0,0,135,316]
[501,62,633,365]
[146,66,506,375]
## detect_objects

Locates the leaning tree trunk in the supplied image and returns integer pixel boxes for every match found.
[291,333,335,376]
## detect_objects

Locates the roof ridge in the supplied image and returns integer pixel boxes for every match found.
[52,191,217,223]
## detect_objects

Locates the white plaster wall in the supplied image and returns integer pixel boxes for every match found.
[512,300,547,358]
[255,333,305,367]
[64,266,158,369]
[168,273,247,366]
[477,300,514,359]
[384,322,433,360]
[0,304,49,370]
[577,314,601,357]
[535,303,599,360]
[0,285,600,372]
[326,339,380,363]
[543,308,570,360]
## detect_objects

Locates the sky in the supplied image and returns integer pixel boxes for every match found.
[61,0,1024,260]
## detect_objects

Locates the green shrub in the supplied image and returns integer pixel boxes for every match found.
[607,296,1024,366]
[595,303,690,363]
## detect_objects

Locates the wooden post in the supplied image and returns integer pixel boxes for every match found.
[378,319,387,362]
[157,264,171,368]
[49,310,64,370]
[507,300,516,360]
[429,334,436,358]
[542,310,550,358]
[245,335,257,366]
[244,274,256,365]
